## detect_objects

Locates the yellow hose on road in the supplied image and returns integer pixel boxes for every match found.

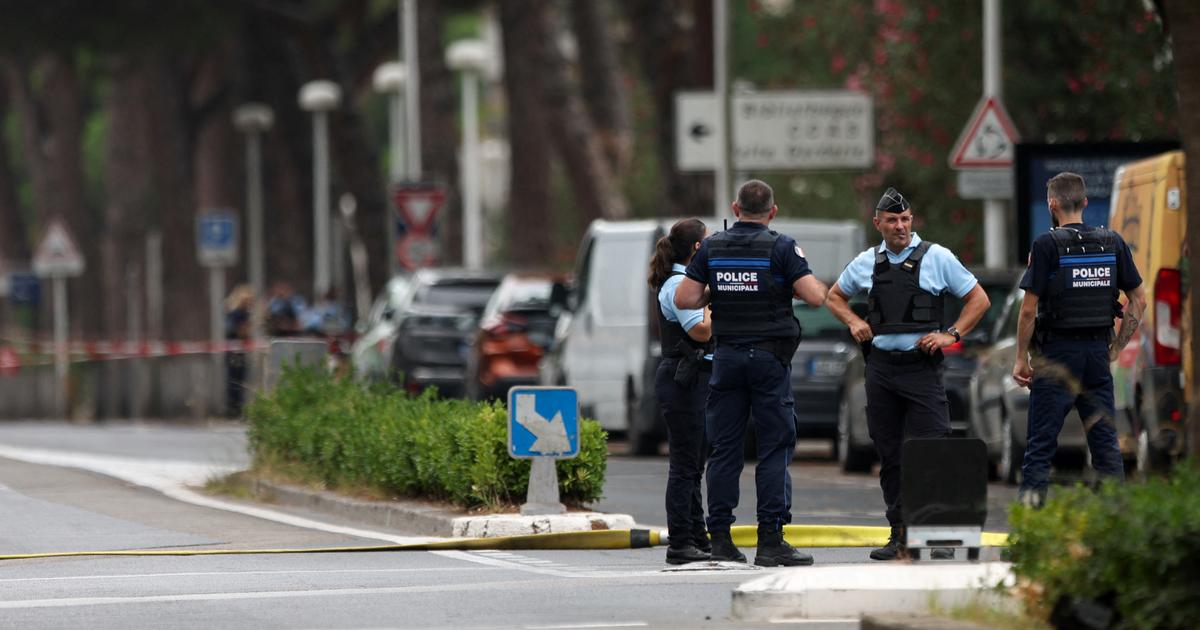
[0,526,1007,561]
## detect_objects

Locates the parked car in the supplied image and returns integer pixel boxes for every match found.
[836,268,1018,474]
[390,268,502,397]
[964,279,1134,483]
[789,302,861,453]
[1109,150,1189,473]
[465,273,568,401]
[542,217,865,455]
[350,275,414,382]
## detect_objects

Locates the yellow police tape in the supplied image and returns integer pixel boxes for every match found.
[0,525,1008,561]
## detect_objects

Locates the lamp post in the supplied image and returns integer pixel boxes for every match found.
[232,103,274,321]
[373,62,407,277]
[298,80,341,298]
[446,39,489,270]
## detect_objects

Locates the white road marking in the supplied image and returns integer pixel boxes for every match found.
[524,624,648,629]
[0,567,499,584]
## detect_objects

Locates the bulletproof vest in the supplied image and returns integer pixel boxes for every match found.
[1038,227,1121,331]
[867,241,945,335]
[657,273,714,358]
[707,228,801,340]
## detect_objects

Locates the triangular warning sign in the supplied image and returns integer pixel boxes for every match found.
[393,184,446,233]
[949,97,1020,169]
[33,218,85,277]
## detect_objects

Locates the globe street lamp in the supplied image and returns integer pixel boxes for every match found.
[298,80,342,298]
[446,39,489,270]
[232,103,274,316]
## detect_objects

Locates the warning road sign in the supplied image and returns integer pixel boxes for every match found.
[393,183,446,233]
[32,219,85,277]
[949,97,1020,169]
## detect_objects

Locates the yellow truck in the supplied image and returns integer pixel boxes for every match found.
[1108,150,1189,472]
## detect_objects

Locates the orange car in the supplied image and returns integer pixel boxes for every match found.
[465,273,568,401]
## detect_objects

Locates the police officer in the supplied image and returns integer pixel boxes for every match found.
[649,218,714,565]
[675,180,827,567]
[1011,172,1145,507]
[825,187,990,561]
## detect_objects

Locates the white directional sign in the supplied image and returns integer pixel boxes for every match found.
[676,90,874,172]
[197,212,239,268]
[949,96,1020,169]
[33,219,85,277]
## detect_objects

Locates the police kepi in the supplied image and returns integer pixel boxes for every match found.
[1011,172,1146,507]
[673,180,828,567]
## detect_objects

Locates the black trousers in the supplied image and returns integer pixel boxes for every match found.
[654,357,711,547]
[865,356,950,527]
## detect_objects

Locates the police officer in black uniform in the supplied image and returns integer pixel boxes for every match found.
[1011,172,1145,506]
[648,218,714,564]
[825,187,991,561]
[675,180,827,567]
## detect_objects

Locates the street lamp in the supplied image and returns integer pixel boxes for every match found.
[232,103,274,320]
[298,80,341,298]
[446,39,489,270]
[373,62,407,277]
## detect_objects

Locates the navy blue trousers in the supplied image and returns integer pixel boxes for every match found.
[1022,339,1124,491]
[704,344,796,533]
[654,358,711,547]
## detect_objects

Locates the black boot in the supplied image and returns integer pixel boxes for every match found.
[692,528,712,554]
[754,527,814,567]
[665,544,711,565]
[709,530,747,563]
[869,526,909,561]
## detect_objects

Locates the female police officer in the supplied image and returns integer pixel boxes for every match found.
[648,218,714,564]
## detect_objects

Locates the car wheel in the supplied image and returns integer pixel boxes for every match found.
[838,391,873,474]
[629,384,660,457]
[999,412,1023,485]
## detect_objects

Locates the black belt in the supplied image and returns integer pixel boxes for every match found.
[870,349,941,365]
[1038,329,1111,343]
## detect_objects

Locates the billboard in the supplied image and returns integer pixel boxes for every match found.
[1015,142,1178,262]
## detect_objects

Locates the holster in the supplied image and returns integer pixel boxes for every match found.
[672,342,706,387]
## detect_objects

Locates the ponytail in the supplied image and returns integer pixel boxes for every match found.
[647,218,707,289]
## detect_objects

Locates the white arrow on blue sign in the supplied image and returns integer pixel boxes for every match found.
[197,212,238,268]
[508,386,580,459]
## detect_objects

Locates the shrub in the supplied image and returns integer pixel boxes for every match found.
[1007,464,1200,630]
[245,367,608,510]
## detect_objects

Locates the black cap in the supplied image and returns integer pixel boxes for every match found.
[875,187,911,213]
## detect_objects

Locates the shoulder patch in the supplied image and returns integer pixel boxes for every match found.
[794,244,805,258]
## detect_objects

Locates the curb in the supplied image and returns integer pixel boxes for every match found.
[250,478,636,538]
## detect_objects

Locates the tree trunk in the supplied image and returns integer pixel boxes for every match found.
[570,0,632,176]
[1167,0,1200,457]
[0,79,28,262]
[500,0,556,267]
[417,0,464,268]
[538,0,628,224]
[618,0,713,217]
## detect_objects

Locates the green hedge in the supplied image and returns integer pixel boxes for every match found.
[245,367,607,510]
[1007,464,1200,630]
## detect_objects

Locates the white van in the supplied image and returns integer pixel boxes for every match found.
[542,217,864,452]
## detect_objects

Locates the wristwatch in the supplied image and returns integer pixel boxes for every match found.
[946,327,961,343]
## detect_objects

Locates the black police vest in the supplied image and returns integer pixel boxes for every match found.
[1038,227,1121,331]
[707,229,800,340]
[657,273,715,358]
[866,241,945,335]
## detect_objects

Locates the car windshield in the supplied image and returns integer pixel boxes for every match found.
[416,281,499,311]
[501,280,553,311]
[944,281,1013,343]
[793,301,849,341]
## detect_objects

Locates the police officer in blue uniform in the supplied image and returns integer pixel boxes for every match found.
[825,187,991,561]
[675,180,828,567]
[1011,172,1145,507]
[648,218,714,565]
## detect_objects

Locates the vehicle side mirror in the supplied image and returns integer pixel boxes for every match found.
[383,307,396,321]
[551,282,573,313]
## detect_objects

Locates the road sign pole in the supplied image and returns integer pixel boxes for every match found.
[402,0,422,180]
[52,275,68,416]
[713,0,731,217]
[209,266,225,418]
[983,0,1007,269]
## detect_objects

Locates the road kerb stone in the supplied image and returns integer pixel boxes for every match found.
[251,478,635,538]
[730,562,1016,622]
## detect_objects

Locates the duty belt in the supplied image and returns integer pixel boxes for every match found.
[869,348,943,365]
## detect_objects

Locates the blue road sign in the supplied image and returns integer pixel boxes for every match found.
[8,273,40,306]
[197,212,238,267]
[508,386,580,459]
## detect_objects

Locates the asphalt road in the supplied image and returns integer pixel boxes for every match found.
[0,422,1017,628]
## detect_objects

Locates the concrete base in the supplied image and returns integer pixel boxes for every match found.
[452,513,636,538]
[731,562,1016,622]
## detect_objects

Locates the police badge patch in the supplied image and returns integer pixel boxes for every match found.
[794,244,805,258]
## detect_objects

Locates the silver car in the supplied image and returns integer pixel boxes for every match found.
[350,275,414,382]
